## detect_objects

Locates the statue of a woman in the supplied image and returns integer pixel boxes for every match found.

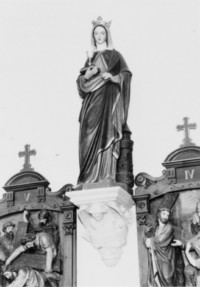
[77,16,132,185]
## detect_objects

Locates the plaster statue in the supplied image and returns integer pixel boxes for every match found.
[77,16,132,184]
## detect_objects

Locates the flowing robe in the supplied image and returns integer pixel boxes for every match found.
[147,223,176,287]
[187,232,200,286]
[7,267,45,287]
[77,49,132,184]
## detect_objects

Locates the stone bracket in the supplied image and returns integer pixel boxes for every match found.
[67,186,135,267]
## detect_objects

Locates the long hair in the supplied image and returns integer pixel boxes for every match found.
[156,208,171,225]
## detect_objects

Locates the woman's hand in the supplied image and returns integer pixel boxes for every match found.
[84,66,99,80]
[101,72,113,81]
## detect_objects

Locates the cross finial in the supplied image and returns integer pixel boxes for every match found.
[18,144,36,171]
[176,117,197,147]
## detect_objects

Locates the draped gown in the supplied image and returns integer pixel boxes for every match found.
[77,49,132,184]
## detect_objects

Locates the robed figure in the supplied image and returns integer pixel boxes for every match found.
[77,16,132,184]
[145,194,181,287]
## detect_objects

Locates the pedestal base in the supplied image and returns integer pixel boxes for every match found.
[67,185,140,286]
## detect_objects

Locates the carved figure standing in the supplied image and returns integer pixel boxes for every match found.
[145,194,179,286]
[0,221,15,261]
[0,222,15,286]
[77,16,132,184]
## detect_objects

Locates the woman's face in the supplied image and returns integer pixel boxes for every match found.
[93,26,107,45]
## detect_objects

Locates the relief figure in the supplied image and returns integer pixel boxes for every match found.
[2,209,61,287]
[0,222,15,263]
[145,194,180,286]
[3,266,46,287]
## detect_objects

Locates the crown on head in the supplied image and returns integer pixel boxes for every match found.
[92,16,111,29]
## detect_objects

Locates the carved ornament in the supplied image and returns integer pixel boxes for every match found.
[67,186,134,266]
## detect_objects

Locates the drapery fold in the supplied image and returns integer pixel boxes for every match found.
[77,49,132,184]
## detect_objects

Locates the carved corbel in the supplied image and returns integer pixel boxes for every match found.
[67,186,134,267]
[79,201,133,267]
[132,194,150,225]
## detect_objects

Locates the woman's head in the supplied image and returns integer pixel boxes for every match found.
[91,17,113,50]
[93,25,107,46]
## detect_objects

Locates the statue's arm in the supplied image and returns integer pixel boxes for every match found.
[40,233,55,272]
[104,51,131,88]
[153,225,174,247]
[45,247,53,273]
[5,245,25,266]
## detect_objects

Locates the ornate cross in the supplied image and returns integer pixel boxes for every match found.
[176,117,196,147]
[18,144,36,171]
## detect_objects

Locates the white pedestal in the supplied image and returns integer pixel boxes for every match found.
[67,186,140,287]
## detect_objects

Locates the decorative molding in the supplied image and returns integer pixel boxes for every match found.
[137,214,147,225]
[135,172,165,188]
[3,171,49,191]
[6,191,14,207]
[166,168,177,184]
[53,183,74,201]
[63,223,76,236]
[163,146,200,163]
[132,194,150,225]
[37,187,46,203]
[60,207,77,237]
[133,194,150,214]
[67,186,133,209]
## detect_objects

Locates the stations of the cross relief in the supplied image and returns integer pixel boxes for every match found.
[0,113,199,287]
[0,15,199,287]
[134,116,200,287]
